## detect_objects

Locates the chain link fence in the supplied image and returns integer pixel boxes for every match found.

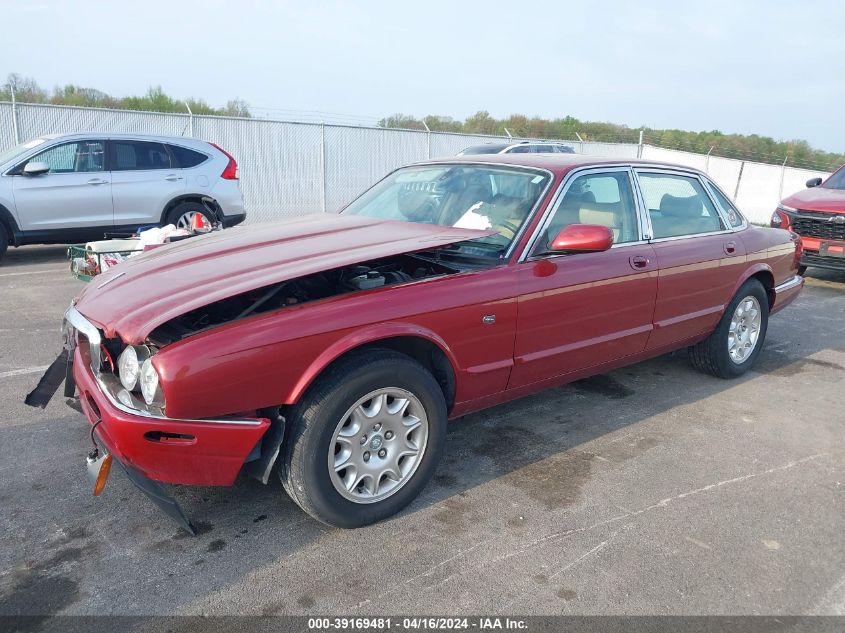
[0,102,832,226]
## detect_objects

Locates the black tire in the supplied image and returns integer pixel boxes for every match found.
[165,201,215,230]
[279,349,448,528]
[688,278,769,379]
[797,265,808,277]
[0,223,8,262]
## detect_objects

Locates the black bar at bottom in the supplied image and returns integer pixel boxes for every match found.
[117,459,197,536]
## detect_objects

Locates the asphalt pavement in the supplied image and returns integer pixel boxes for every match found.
[0,245,843,620]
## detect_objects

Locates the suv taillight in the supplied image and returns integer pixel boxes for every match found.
[211,143,239,180]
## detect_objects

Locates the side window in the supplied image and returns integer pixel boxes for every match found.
[29,141,104,173]
[637,172,725,239]
[707,181,744,228]
[531,145,553,153]
[536,171,639,253]
[168,144,208,168]
[113,141,172,171]
[508,145,531,154]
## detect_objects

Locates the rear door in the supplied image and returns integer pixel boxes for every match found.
[109,139,186,227]
[509,167,658,388]
[12,139,111,231]
[633,169,746,350]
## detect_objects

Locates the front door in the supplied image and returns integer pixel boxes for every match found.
[509,168,658,388]
[12,140,112,231]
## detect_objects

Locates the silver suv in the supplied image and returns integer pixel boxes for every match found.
[0,133,246,260]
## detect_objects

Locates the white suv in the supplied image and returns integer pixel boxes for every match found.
[0,133,246,261]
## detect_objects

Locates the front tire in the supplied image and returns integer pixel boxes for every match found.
[280,349,447,528]
[688,278,769,378]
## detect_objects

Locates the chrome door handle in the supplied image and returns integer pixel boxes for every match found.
[629,255,650,270]
[164,174,183,182]
[86,178,108,185]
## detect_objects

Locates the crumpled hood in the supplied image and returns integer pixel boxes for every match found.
[782,186,845,213]
[74,213,492,343]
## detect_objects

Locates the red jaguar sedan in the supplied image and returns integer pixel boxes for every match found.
[41,154,804,532]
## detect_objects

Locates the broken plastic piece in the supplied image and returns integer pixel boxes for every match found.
[24,350,69,409]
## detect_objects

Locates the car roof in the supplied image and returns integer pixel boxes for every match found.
[36,132,209,146]
[423,152,690,176]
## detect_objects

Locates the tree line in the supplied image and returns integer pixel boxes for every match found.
[2,73,840,171]
[0,73,250,118]
[379,112,844,172]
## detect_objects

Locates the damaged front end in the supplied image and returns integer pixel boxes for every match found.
[26,306,270,535]
[24,217,494,534]
[148,252,461,345]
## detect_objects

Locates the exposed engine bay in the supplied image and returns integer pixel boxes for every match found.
[148,252,467,346]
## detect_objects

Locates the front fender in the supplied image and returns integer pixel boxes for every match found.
[282,321,460,404]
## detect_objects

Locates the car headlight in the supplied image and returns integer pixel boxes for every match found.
[139,357,162,405]
[117,345,150,391]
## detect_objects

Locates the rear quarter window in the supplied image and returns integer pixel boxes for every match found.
[707,182,745,228]
[168,144,208,168]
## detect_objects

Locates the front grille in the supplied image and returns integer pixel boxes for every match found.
[791,211,845,241]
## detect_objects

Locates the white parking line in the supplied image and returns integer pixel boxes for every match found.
[0,268,65,278]
[0,365,50,379]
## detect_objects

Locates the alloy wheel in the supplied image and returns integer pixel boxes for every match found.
[728,295,762,364]
[328,388,429,504]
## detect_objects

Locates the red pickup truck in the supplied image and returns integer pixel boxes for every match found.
[773,164,845,273]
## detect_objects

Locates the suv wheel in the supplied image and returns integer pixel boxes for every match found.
[166,201,215,231]
[688,278,769,378]
[280,349,447,528]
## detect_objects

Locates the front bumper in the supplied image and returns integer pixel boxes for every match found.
[67,308,270,487]
[801,250,845,271]
[220,212,246,228]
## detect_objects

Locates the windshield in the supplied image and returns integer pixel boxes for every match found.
[822,164,845,190]
[342,164,551,257]
[0,138,47,167]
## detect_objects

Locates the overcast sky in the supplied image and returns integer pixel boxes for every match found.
[2,0,844,151]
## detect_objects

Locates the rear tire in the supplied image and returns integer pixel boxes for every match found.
[0,223,8,262]
[280,349,448,528]
[688,278,769,379]
[797,265,808,276]
[165,201,215,231]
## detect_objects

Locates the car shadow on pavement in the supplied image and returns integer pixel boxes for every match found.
[1,245,69,269]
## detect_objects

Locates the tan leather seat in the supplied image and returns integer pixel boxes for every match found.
[544,191,595,247]
[653,194,720,237]
[579,203,623,243]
